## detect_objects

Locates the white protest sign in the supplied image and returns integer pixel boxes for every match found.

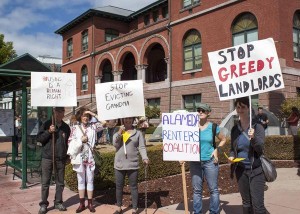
[31,72,77,107]
[162,112,200,161]
[95,80,145,121]
[208,38,284,101]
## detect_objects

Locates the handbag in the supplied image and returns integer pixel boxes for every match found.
[260,155,277,182]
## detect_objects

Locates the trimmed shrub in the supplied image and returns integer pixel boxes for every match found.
[65,135,297,191]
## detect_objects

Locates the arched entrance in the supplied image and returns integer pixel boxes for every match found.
[121,53,137,81]
[145,43,166,83]
[100,60,113,83]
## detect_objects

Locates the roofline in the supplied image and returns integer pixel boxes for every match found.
[130,0,167,18]
[55,9,129,35]
[55,0,168,35]
[0,53,52,72]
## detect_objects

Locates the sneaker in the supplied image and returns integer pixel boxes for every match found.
[38,205,47,214]
[54,203,67,211]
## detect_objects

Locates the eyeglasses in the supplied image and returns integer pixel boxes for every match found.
[197,108,206,113]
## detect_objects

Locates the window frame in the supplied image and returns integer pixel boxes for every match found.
[67,38,73,58]
[183,94,201,112]
[144,14,150,26]
[153,10,159,22]
[81,30,88,51]
[162,6,168,18]
[183,30,202,71]
[293,11,300,59]
[183,0,200,8]
[105,28,119,42]
[81,66,88,91]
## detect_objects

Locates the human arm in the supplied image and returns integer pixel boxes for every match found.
[36,120,54,145]
[251,124,265,156]
[211,126,227,162]
[138,130,149,164]
[112,125,124,149]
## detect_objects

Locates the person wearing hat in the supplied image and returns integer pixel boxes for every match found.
[36,107,71,214]
[190,103,226,214]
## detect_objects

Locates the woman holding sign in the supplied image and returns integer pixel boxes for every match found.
[190,103,226,214]
[113,117,149,214]
[229,97,266,214]
[67,108,106,213]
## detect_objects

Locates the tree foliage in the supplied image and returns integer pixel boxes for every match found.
[280,96,300,118]
[0,34,17,64]
[145,105,161,121]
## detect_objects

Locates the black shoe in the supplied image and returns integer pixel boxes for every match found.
[38,205,47,214]
[264,184,268,191]
[54,203,67,211]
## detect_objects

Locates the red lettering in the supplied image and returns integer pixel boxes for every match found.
[248,60,255,73]
[257,60,264,71]
[218,67,228,82]
[239,62,247,76]
[266,57,274,69]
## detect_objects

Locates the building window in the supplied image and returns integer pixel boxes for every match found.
[232,13,258,46]
[81,30,88,51]
[81,65,88,90]
[67,70,72,73]
[67,38,73,57]
[183,94,201,112]
[102,62,113,83]
[183,0,200,8]
[183,30,202,71]
[105,29,119,42]
[147,98,161,108]
[297,87,300,96]
[144,14,150,26]
[153,10,159,22]
[162,6,168,18]
[293,11,300,59]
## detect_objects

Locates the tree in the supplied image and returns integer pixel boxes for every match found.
[280,97,300,118]
[0,34,17,64]
[145,105,161,122]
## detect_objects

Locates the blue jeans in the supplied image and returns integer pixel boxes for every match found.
[190,159,220,214]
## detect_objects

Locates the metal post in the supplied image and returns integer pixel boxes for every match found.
[21,77,28,189]
[12,91,17,162]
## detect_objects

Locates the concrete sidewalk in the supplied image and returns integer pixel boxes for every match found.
[0,165,299,214]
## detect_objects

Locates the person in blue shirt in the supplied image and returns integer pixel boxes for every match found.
[190,103,226,214]
[229,97,266,214]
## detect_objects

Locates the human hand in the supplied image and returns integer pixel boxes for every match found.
[118,125,125,135]
[211,149,219,163]
[143,159,150,165]
[81,135,88,143]
[179,161,185,165]
[48,125,55,133]
[248,128,254,139]
[227,156,235,163]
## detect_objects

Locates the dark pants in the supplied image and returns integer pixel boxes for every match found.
[39,158,66,207]
[115,169,138,209]
[236,166,266,214]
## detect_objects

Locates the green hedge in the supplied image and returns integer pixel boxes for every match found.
[65,135,298,191]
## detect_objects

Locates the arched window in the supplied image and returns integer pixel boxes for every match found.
[81,65,88,90]
[293,11,300,59]
[183,30,202,71]
[67,69,72,73]
[81,30,88,51]
[232,13,258,46]
[67,38,73,57]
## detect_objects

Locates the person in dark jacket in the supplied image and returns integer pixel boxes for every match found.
[229,97,266,214]
[37,107,71,214]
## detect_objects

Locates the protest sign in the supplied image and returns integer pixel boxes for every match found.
[208,38,284,101]
[95,80,145,121]
[31,72,77,107]
[162,112,200,161]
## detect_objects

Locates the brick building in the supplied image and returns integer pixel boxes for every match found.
[55,0,300,122]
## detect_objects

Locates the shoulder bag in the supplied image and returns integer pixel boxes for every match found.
[260,154,277,182]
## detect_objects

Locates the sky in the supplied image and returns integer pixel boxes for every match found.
[0,0,157,59]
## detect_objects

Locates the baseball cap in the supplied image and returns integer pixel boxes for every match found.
[197,103,211,112]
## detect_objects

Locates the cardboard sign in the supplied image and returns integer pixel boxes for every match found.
[95,80,145,121]
[162,112,200,161]
[208,38,284,100]
[31,72,77,106]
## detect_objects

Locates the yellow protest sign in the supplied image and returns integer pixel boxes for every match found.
[224,152,245,162]
[122,131,131,144]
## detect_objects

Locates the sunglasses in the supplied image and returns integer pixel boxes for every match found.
[197,108,206,113]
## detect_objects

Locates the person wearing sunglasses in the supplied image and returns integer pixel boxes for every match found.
[190,103,226,214]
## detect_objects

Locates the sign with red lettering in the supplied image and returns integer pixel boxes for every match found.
[95,80,145,120]
[31,72,77,107]
[208,38,284,100]
[162,112,200,161]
